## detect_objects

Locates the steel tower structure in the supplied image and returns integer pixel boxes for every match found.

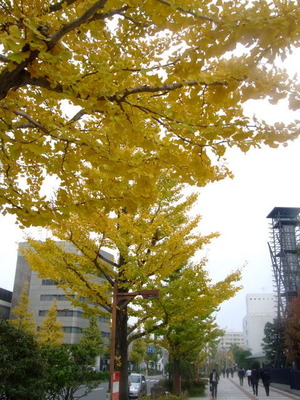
[267,207,300,319]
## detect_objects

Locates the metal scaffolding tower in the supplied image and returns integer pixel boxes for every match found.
[267,207,300,320]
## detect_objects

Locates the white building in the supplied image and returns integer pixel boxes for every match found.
[243,293,276,354]
[218,331,244,351]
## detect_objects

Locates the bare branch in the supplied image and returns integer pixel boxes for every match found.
[12,109,49,133]
[47,0,78,13]
[156,0,217,24]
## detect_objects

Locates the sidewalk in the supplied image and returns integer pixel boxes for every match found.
[194,376,300,400]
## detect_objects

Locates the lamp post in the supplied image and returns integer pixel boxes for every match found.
[109,282,159,400]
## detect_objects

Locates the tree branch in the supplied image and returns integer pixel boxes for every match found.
[156,0,217,24]
[12,109,49,133]
[48,0,108,47]
[0,54,9,63]
[48,0,78,13]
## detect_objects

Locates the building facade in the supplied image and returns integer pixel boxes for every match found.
[10,242,111,361]
[243,293,276,354]
[0,287,12,320]
[218,331,244,351]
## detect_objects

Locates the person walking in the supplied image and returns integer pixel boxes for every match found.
[261,370,271,396]
[238,368,245,386]
[251,367,260,396]
[209,368,219,399]
[246,369,252,386]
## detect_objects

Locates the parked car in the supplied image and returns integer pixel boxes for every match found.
[128,373,147,398]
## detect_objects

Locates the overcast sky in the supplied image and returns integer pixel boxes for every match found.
[1,50,300,333]
[199,137,300,331]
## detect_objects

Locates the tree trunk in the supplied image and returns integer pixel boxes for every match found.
[173,358,181,396]
[116,303,129,400]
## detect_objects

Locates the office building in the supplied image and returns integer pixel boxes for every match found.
[10,242,111,351]
[0,287,12,320]
[218,331,244,351]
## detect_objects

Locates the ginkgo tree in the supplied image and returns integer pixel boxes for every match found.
[9,282,36,335]
[1,2,300,398]
[1,0,300,225]
[22,179,238,398]
[37,299,64,345]
[132,261,241,395]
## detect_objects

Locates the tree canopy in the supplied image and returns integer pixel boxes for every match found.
[2,1,300,397]
[9,282,36,335]
[0,320,46,400]
[285,292,300,368]
[22,178,240,398]
[37,300,64,345]
[1,0,300,226]
[262,320,286,368]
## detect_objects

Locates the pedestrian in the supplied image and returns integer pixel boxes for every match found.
[238,368,245,386]
[251,367,260,396]
[209,368,219,399]
[222,367,225,378]
[261,370,271,396]
[246,368,252,386]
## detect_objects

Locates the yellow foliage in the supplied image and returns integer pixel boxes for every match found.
[37,300,65,345]
[9,283,36,335]
[0,0,300,223]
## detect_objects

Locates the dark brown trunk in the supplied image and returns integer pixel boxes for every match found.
[115,303,129,400]
[173,358,181,396]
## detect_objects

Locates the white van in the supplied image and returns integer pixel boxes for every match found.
[128,373,147,398]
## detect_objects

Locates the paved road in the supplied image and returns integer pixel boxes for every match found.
[198,376,300,400]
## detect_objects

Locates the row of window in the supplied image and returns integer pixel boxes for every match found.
[58,327,110,337]
[38,309,109,323]
[39,309,82,317]
[40,294,86,302]
[42,279,58,285]
[40,294,75,301]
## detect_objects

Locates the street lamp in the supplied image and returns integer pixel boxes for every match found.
[109,282,159,400]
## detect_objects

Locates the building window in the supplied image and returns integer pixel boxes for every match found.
[41,279,58,285]
[62,326,83,333]
[99,316,110,323]
[40,294,75,301]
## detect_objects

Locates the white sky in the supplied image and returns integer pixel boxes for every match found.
[199,137,300,331]
[1,49,300,334]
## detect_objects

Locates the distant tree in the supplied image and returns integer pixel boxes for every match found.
[231,344,252,369]
[285,292,300,369]
[37,300,64,345]
[0,320,46,400]
[78,315,106,366]
[9,283,36,335]
[144,343,162,372]
[129,335,147,372]
[144,261,240,395]
[39,315,106,400]
[262,321,286,368]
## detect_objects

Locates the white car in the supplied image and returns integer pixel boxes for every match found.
[128,373,147,398]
